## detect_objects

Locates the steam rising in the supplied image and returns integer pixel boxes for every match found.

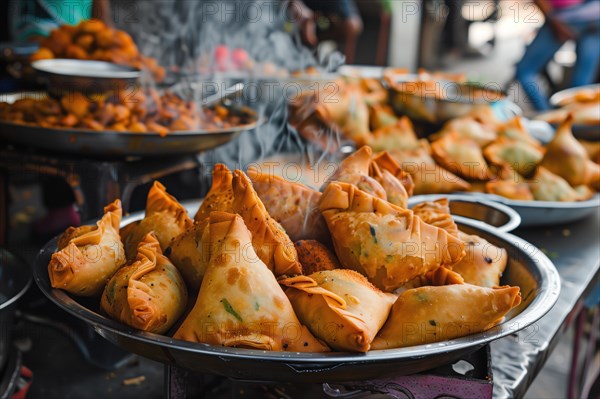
[113,0,346,183]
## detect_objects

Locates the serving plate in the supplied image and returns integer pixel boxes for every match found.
[33,200,560,382]
[455,192,600,228]
[547,84,600,141]
[32,59,142,95]
[0,92,262,157]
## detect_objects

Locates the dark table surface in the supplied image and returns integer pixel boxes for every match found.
[491,209,600,398]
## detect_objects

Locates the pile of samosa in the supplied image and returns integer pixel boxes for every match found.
[49,146,522,352]
[291,75,600,200]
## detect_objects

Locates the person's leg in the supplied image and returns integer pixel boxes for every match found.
[572,25,600,87]
[515,23,565,110]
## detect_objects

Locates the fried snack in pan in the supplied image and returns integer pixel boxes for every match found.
[126,182,193,260]
[498,117,542,148]
[315,84,370,146]
[434,117,497,147]
[431,132,492,181]
[369,161,409,208]
[540,116,600,187]
[101,233,188,334]
[194,164,234,227]
[369,103,398,130]
[318,182,466,291]
[451,231,508,288]
[168,224,211,291]
[57,225,97,250]
[246,167,330,244]
[49,200,126,296]
[371,284,521,349]
[367,117,420,152]
[485,180,534,201]
[174,212,329,352]
[294,240,341,275]
[322,146,387,201]
[232,170,302,276]
[528,167,582,202]
[412,198,459,238]
[371,151,415,197]
[483,138,544,177]
[279,269,396,352]
[391,143,471,194]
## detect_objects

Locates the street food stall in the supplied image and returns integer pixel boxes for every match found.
[0,3,598,399]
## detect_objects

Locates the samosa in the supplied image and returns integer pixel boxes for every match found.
[318,182,466,291]
[101,233,187,334]
[371,284,521,348]
[280,269,396,352]
[232,170,302,276]
[49,200,126,296]
[174,212,328,352]
[125,182,193,260]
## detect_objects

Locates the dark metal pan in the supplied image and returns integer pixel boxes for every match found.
[0,92,262,157]
[32,201,560,383]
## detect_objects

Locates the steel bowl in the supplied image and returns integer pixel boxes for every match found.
[455,192,600,227]
[408,194,522,233]
[32,59,141,95]
[0,249,32,370]
[547,84,600,141]
[33,200,560,382]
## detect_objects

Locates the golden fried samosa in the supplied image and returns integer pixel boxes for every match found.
[279,269,396,352]
[168,223,210,291]
[246,167,330,244]
[485,180,534,201]
[367,117,420,152]
[318,182,466,291]
[452,231,508,287]
[528,167,581,202]
[371,151,415,196]
[499,116,541,148]
[126,182,193,259]
[315,84,370,146]
[58,224,96,250]
[100,233,187,334]
[484,138,544,177]
[392,142,471,195]
[323,146,387,200]
[436,117,497,147]
[580,140,600,165]
[174,212,329,352]
[193,164,234,227]
[540,117,600,187]
[294,240,341,275]
[369,103,398,130]
[369,161,409,208]
[232,170,302,276]
[371,284,521,348]
[431,132,492,180]
[412,198,459,238]
[49,200,126,296]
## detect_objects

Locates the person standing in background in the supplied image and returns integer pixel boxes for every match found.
[8,0,111,42]
[515,0,600,110]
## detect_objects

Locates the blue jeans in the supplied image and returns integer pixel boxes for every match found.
[515,20,600,110]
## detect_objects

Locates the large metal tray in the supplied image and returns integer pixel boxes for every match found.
[33,201,560,382]
[0,92,261,157]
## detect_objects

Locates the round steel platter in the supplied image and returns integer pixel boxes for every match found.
[33,201,560,382]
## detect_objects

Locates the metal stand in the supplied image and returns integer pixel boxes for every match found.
[163,346,493,399]
[0,145,200,244]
